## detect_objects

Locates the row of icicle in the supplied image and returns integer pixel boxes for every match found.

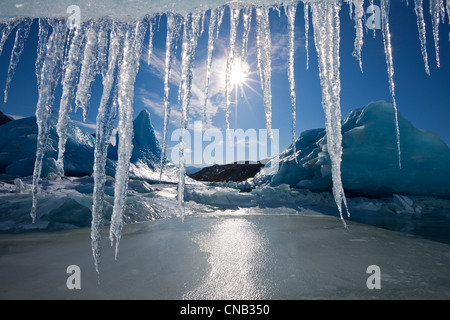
[0,0,448,275]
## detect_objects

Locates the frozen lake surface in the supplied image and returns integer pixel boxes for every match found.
[1,213,449,300]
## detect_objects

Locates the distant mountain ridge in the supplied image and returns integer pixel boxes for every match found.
[188,161,265,182]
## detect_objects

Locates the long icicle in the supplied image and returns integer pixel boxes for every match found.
[75,23,99,121]
[35,19,50,90]
[0,18,24,58]
[430,0,445,68]
[160,14,182,181]
[414,0,431,75]
[352,0,364,72]
[255,7,273,139]
[381,0,402,169]
[30,19,66,223]
[311,1,349,228]
[224,5,240,132]
[110,20,147,260]
[56,26,86,173]
[304,2,310,70]
[178,12,201,211]
[285,4,298,160]
[4,18,32,103]
[147,16,156,65]
[447,0,450,41]
[241,6,253,64]
[91,23,125,277]
[95,22,110,78]
[203,8,218,120]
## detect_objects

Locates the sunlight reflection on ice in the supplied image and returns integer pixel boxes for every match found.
[184,218,274,299]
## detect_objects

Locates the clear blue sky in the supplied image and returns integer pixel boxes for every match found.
[0,0,449,165]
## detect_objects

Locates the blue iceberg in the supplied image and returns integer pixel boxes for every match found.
[0,109,171,181]
[255,101,450,199]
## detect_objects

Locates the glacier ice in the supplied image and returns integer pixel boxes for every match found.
[0,0,448,271]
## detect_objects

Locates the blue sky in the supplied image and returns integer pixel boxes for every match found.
[0,0,449,166]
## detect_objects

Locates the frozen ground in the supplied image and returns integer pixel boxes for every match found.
[0,177,450,299]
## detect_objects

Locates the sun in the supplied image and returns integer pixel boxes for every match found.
[230,59,249,86]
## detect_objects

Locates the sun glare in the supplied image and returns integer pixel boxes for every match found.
[230,60,249,86]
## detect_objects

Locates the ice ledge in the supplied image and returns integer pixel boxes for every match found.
[0,0,338,22]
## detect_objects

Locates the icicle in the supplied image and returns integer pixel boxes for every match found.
[199,11,206,37]
[203,9,218,119]
[110,20,147,260]
[414,0,430,75]
[0,18,24,58]
[30,19,67,223]
[91,23,125,276]
[147,16,156,65]
[352,0,364,72]
[381,0,402,169]
[4,18,32,103]
[369,0,376,38]
[304,2,310,70]
[241,6,253,63]
[159,14,182,181]
[310,1,349,228]
[285,4,297,160]
[178,12,202,210]
[75,24,99,121]
[348,0,354,19]
[225,5,240,132]
[95,23,109,77]
[447,0,450,41]
[430,0,445,68]
[216,6,226,39]
[56,26,86,172]
[255,7,273,139]
[35,19,50,89]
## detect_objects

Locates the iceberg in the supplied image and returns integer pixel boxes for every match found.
[255,101,450,199]
[0,109,174,181]
[0,111,100,179]
[109,109,178,182]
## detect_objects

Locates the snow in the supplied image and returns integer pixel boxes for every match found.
[255,101,450,199]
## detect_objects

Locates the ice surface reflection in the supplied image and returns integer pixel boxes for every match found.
[184,218,273,299]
